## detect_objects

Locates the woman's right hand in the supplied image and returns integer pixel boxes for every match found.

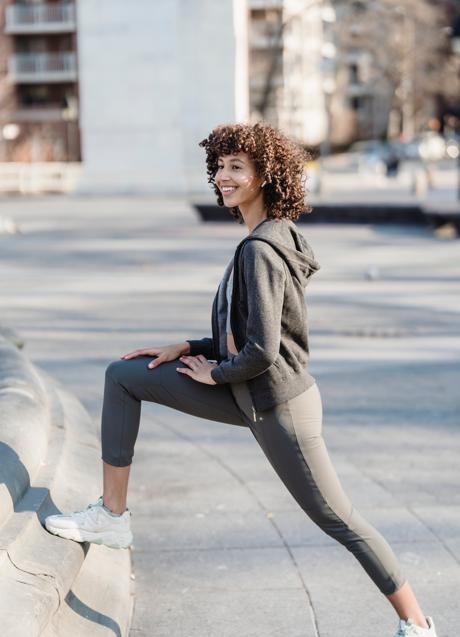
[120,342,191,369]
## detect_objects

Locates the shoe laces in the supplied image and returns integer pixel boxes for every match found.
[396,619,426,636]
[73,498,103,521]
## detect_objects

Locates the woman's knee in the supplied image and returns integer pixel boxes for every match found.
[104,356,162,389]
[105,359,131,384]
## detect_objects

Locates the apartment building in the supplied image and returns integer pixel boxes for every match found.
[0,0,80,162]
[331,0,395,144]
[248,0,413,148]
[248,0,338,147]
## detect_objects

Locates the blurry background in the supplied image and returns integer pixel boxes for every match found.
[0,0,459,198]
[1,4,460,634]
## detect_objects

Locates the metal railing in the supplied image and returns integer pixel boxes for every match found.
[0,163,81,194]
[5,3,76,33]
[249,0,282,9]
[8,52,78,82]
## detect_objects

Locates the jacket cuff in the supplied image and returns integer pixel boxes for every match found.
[211,366,227,385]
[186,339,206,356]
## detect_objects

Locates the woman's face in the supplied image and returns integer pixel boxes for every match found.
[215,152,264,208]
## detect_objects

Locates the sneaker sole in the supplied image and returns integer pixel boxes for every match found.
[45,521,133,549]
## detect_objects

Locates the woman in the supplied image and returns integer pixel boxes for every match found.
[45,122,437,637]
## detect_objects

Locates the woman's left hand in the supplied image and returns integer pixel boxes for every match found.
[176,355,218,385]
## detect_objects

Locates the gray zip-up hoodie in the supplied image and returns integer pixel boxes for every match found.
[186,217,321,411]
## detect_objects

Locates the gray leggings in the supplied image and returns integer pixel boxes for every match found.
[101,356,406,595]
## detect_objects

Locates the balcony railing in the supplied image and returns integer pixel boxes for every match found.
[8,52,78,83]
[13,107,69,123]
[0,163,81,195]
[249,0,282,9]
[250,26,283,49]
[5,3,76,34]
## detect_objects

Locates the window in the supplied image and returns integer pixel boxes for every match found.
[352,1,366,13]
[349,63,359,83]
[350,96,363,110]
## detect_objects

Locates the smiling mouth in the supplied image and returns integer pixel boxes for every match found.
[221,186,238,196]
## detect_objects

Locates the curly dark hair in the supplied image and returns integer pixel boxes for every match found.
[199,121,313,223]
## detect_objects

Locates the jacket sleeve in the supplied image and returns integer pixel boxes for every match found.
[210,240,286,385]
[186,337,215,360]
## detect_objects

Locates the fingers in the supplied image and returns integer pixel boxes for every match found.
[178,355,200,370]
[148,355,163,369]
[121,348,157,360]
[179,355,207,366]
[120,349,143,359]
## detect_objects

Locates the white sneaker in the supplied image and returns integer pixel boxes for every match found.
[394,617,438,637]
[44,496,133,549]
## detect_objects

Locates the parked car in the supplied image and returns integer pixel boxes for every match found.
[445,134,459,159]
[347,140,402,175]
[400,132,458,161]
[416,132,446,161]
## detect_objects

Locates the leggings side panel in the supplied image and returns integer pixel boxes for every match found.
[249,383,407,595]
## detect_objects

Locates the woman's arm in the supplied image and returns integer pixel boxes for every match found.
[210,240,286,384]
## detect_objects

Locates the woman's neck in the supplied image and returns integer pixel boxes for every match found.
[240,209,268,234]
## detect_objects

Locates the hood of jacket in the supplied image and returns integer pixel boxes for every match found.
[242,217,321,288]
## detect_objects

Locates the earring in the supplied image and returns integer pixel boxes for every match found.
[261,180,267,188]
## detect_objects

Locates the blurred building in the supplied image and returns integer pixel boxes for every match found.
[329,1,389,145]
[248,0,456,149]
[248,0,337,147]
[332,0,460,145]
[0,0,457,191]
[76,0,249,195]
[0,0,80,162]
[0,0,248,194]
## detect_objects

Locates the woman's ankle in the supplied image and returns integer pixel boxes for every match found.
[413,617,429,630]
[102,496,126,515]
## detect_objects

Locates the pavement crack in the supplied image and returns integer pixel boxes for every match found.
[153,415,259,499]
[407,506,460,566]
[152,416,321,636]
[267,517,321,637]
[356,466,460,566]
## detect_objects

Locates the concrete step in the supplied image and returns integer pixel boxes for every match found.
[0,325,24,349]
[0,338,50,530]
[0,336,133,636]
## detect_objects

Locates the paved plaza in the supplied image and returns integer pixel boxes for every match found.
[1,195,459,636]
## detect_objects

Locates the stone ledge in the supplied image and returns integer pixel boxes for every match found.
[0,335,133,636]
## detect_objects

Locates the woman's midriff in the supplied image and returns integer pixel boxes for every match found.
[227,332,239,356]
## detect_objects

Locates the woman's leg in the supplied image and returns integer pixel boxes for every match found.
[387,582,429,628]
[44,356,249,546]
[100,356,249,512]
[103,462,130,515]
[232,381,429,628]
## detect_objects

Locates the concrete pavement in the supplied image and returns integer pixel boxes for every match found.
[0,195,459,636]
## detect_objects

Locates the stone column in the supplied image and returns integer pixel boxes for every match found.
[76,0,249,195]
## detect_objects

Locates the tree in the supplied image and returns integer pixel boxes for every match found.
[333,0,460,138]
